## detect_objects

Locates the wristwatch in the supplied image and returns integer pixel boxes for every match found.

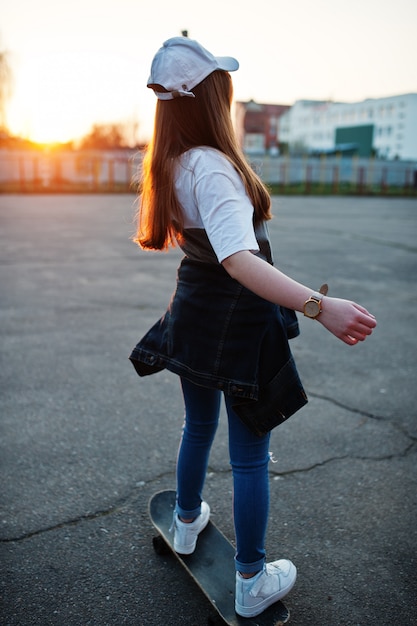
[303,284,329,319]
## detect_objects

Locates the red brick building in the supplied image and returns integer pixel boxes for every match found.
[235,100,290,155]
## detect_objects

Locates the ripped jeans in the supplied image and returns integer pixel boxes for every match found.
[176,377,271,574]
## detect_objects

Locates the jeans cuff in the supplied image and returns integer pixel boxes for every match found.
[175,501,201,519]
[234,555,265,574]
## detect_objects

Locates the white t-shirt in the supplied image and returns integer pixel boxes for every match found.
[174,147,259,263]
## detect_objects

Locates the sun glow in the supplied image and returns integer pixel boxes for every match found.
[7,50,145,145]
[8,54,82,143]
[9,95,80,145]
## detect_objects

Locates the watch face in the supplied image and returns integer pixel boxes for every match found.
[304,299,320,318]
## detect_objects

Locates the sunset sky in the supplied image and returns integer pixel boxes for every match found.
[2,0,417,144]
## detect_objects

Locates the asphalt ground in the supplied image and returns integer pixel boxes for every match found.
[1,193,416,626]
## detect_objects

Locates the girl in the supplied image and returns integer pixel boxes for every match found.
[129,36,376,618]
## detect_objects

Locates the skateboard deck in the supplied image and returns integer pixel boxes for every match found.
[149,490,290,626]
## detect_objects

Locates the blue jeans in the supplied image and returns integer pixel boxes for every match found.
[176,377,271,574]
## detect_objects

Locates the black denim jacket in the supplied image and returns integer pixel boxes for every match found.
[129,254,308,436]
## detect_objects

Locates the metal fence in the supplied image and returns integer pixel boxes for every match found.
[0,149,143,193]
[249,155,417,194]
[0,149,416,194]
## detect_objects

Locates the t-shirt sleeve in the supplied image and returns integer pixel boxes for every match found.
[190,150,259,263]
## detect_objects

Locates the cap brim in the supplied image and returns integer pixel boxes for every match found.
[215,56,239,72]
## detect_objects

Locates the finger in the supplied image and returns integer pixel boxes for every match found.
[341,334,359,346]
[345,326,373,341]
[353,304,377,324]
[351,323,375,337]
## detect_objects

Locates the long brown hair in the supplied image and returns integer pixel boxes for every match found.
[134,70,271,250]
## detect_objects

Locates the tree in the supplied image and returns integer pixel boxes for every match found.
[0,48,12,132]
[78,123,130,150]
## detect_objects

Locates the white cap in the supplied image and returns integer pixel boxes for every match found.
[147,36,239,100]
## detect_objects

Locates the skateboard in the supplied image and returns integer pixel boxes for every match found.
[149,490,290,626]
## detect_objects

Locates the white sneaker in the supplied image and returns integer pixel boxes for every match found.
[172,502,210,555]
[235,559,297,618]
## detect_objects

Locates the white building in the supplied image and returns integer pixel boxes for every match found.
[278,93,417,161]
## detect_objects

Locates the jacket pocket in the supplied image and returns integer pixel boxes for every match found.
[232,356,308,437]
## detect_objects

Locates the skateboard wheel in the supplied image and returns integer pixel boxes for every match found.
[152,534,170,555]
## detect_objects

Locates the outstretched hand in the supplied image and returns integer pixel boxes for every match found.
[318,297,377,345]
[221,251,377,345]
